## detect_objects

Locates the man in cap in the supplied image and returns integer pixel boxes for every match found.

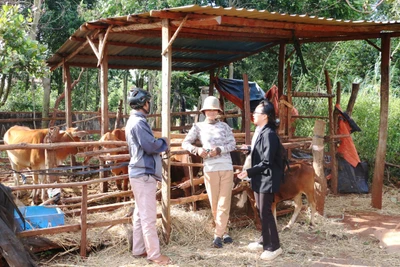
[125,87,171,265]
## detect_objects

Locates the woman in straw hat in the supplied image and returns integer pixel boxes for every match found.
[182,96,236,248]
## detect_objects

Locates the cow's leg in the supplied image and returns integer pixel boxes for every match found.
[307,191,317,226]
[285,193,302,229]
[30,171,40,205]
[39,172,48,203]
[9,161,21,198]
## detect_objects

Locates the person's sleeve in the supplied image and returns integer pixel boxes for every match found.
[134,120,168,154]
[218,123,236,154]
[182,124,200,154]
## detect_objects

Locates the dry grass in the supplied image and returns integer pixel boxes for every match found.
[37,186,400,267]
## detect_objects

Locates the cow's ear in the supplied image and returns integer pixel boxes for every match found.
[71,131,88,138]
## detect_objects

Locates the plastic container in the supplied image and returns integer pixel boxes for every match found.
[14,206,64,231]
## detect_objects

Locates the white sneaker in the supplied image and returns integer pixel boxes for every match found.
[247,242,263,251]
[260,247,282,261]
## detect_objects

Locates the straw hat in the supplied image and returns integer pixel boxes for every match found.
[200,96,222,112]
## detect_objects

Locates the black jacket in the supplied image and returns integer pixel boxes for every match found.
[247,123,284,193]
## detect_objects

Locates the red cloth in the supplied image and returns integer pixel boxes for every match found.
[336,104,360,167]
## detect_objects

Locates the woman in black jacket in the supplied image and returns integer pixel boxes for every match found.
[238,99,284,261]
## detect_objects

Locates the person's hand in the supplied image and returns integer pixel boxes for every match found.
[241,144,250,154]
[208,147,221,157]
[237,170,248,179]
[197,147,208,158]
[161,137,170,146]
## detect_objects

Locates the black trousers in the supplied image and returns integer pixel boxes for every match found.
[254,192,280,251]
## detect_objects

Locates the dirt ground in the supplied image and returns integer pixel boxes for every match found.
[30,188,399,267]
[1,163,399,267]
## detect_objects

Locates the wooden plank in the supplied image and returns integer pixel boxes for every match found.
[292,92,335,98]
[372,34,390,209]
[161,18,172,243]
[162,15,188,56]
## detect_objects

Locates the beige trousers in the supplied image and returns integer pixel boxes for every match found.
[204,170,234,237]
[130,175,161,260]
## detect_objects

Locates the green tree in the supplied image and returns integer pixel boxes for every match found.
[0,4,47,108]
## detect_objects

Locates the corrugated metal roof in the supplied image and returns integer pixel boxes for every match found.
[47,4,400,73]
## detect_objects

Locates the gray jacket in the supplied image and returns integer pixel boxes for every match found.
[125,110,168,181]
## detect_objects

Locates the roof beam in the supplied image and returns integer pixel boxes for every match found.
[75,54,223,64]
[70,36,252,55]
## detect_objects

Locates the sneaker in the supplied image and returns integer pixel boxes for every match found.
[223,234,233,244]
[213,237,223,248]
[247,242,263,251]
[260,247,283,261]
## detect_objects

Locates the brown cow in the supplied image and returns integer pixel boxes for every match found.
[272,161,316,229]
[3,126,87,203]
[242,156,316,229]
[98,128,129,191]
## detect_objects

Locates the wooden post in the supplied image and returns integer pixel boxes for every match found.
[331,82,341,194]
[286,63,293,159]
[243,74,251,145]
[209,69,215,96]
[63,64,72,128]
[312,120,327,215]
[44,127,60,184]
[80,185,88,258]
[99,33,109,136]
[325,70,337,194]
[278,43,286,98]
[372,34,391,209]
[161,18,172,243]
[187,156,196,211]
[346,83,360,116]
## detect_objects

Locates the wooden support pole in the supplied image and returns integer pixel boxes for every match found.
[372,34,391,209]
[209,69,215,96]
[44,127,60,184]
[99,33,109,136]
[80,185,88,258]
[278,43,286,98]
[286,63,293,159]
[325,70,338,194]
[63,64,73,128]
[243,74,251,145]
[161,18,172,243]
[312,120,327,215]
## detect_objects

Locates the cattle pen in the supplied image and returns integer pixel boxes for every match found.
[0,123,318,258]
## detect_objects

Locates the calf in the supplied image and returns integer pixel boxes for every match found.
[272,161,316,229]
[3,126,87,203]
[242,156,316,229]
[98,128,128,191]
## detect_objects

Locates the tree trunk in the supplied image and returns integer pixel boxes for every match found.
[41,74,51,128]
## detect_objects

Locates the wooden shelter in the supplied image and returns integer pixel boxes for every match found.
[47,5,400,238]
